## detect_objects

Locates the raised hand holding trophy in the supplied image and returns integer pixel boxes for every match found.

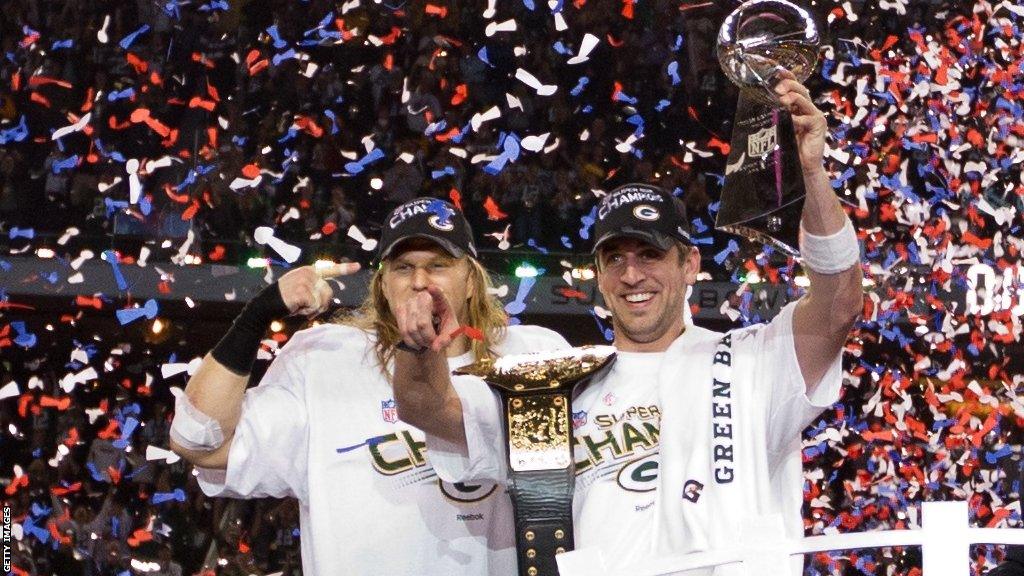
[715,0,821,256]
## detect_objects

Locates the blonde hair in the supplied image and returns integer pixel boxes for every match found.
[333,256,508,379]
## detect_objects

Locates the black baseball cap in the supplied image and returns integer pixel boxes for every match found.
[376,197,477,262]
[591,183,692,253]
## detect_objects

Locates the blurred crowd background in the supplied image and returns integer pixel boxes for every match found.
[2,0,1023,574]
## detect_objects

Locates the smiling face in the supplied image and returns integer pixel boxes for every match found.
[596,237,700,353]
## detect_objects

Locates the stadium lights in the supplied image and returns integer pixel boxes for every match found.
[514,263,539,278]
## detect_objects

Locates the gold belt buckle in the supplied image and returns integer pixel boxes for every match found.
[507,392,570,472]
[455,346,617,472]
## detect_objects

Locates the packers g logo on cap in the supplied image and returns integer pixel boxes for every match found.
[633,205,660,221]
[427,214,455,231]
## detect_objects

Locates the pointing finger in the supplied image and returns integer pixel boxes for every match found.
[316,262,361,279]
[425,285,451,314]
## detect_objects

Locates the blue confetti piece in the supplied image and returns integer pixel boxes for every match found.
[344,148,385,174]
[323,110,339,135]
[102,250,129,291]
[570,77,589,97]
[505,276,537,316]
[51,39,74,50]
[0,115,28,144]
[11,321,36,348]
[152,488,187,504]
[589,310,614,342]
[30,502,51,518]
[477,46,495,67]
[266,24,288,49]
[560,236,573,249]
[118,25,151,50]
[22,517,50,544]
[667,61,681,86]
[116,299,159,325]
[424,119,448,137]
[613,88,638,105]
[985,446,1013,464]
[713,239,740,266]
[579,207,597,240]
[8,226,33,240]
[107,87,135,102]
[53,155,80,173]
[113,417,140,450]
[431,166,456,179]
[272,48,298,66]
[198,0,229,10]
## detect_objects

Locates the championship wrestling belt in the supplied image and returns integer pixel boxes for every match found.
[455,346,616,576]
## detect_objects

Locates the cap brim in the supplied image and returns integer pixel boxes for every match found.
[376,234,468,263]
[591,228,675,254]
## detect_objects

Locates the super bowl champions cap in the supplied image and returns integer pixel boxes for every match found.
[591,183,692,253]
[377,197,477,262]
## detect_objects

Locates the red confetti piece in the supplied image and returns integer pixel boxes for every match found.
[241,163,261,179]
[27,76,72,89]
[208,245,226,261]
[75,295,103,309]
[449,325,484,342]
[621,0,634,19]
[448,188,462,211]
[425,3,447,17]
[451,84,468,106]
[126,53,148,74]
[181,199,200,221]
[482,196,508,220]
[556,287,589,300]
[30,92,51,107]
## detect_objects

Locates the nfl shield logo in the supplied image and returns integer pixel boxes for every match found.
[572,410,587,429]
[381,399,398,423]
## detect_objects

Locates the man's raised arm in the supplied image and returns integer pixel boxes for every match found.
[169,263,359,468]
[774,75,864,394]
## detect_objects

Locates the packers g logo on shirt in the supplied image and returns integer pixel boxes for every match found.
[616,453,659,492]
[439,480,498,503]
[428,214,455,231]
[633,205,660,221]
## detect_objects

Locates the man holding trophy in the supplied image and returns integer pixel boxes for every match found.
[393,1,863,574]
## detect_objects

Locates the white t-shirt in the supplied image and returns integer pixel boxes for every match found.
[428,302,843,575]
[195,323,569,576]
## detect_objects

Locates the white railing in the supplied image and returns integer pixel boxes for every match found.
[558,501,1024,576]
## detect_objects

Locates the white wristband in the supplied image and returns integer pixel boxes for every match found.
[798,218,860,274]
[170,392,226,451]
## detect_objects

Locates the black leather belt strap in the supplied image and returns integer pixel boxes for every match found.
[495,390,576,576]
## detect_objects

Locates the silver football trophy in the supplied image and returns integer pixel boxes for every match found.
[715,0,821,256]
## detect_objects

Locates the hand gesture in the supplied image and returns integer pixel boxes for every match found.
[774,71,827,172]
[395,285,460,353]
[278,262,361,317]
